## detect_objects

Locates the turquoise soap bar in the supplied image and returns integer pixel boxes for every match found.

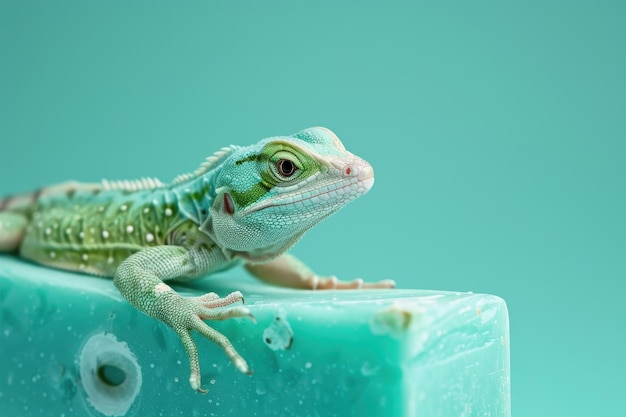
[0,256,510,416]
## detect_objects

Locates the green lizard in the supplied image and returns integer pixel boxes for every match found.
[0,127,394,392]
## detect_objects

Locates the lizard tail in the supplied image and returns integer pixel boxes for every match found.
[0,189,43,213]
[0,181,104,213]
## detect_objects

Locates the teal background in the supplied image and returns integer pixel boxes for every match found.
[0,1,623,416]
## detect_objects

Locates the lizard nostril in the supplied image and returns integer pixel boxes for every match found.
[343,166,359,177]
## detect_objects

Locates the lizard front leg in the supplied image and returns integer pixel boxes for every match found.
[114,245,253,393]
[245,253,395,290]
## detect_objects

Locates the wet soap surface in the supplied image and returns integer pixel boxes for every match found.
[0,256,510,417]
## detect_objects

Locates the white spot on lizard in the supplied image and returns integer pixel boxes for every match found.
[126,225,134,233]
[164,208,173,217]
[146,233,155,243]
[102,230,110,239]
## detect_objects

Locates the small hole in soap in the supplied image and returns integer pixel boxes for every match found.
[80,333,141,415]
[265,338,272,344]
[97,364,126,387]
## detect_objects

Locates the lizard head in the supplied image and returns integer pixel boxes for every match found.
[202,127,374,261]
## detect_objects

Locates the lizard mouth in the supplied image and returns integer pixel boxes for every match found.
[240,165,374,216]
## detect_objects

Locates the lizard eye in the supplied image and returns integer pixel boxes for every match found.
[267,150,303,182]
[276,159,297,177]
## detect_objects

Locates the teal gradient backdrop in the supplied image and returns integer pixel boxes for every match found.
[1,1,624,415]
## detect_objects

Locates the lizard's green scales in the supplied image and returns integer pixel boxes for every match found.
[0,127,393,392]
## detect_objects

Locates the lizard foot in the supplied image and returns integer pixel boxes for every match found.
[161,290,254,393]
[311,275,396,290]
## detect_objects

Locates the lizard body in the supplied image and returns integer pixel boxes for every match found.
[0,127,393,392]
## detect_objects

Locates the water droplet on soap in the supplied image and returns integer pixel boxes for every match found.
[361,361,380,376]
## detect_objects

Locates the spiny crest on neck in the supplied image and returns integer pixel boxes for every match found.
[100,146,237,192]
[172,146,237,184]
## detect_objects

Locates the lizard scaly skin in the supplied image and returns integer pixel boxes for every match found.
[0,127,394,392]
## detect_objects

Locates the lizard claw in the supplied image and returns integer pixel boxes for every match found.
[163,291,254,392]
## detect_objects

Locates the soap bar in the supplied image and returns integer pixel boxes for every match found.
[0,256,510,417]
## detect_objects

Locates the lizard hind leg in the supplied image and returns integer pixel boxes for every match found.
[245,253,396,290]
[0,212,28,251]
